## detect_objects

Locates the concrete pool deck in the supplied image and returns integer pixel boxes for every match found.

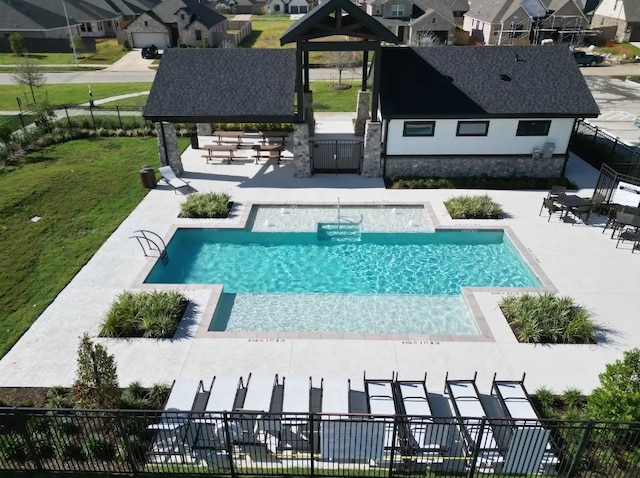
[0,145,637,395]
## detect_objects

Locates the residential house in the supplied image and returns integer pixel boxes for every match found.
[222,0,269,15]
[0,0,159,40]
[364,0,462,45]
[0,0,81,39]
[379,45,600,178]
[126,0,228,48]
[591,0,640,41]
[269,0,313,15]
[463,0,547,44]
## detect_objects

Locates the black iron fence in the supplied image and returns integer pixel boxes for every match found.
[1,408,639,477]
[57,104,151,131]
[570,119,640,171]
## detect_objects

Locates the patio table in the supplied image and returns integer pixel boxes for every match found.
[555,194,590,218]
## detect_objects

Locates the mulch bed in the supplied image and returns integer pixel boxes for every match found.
[0,387,53,408]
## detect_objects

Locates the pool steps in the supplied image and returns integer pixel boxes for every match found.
[317,222,361,242]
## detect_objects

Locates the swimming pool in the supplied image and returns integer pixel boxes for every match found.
[145,226,540,336]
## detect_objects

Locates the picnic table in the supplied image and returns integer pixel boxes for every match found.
[202,144,238,164]
[252,143,284,164]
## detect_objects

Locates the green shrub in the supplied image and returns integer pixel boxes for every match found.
[0,433,29,462]
[83,433,115,460]
[445,194,503,219]
[500,293,595,344]
[147,383,169,409]
[587,348,640,422]
[562,387,586,410]
[212,122,294,132]
[180,192,231,219]
[386,176,576,190]
[534,386,555,418]
[56,440,85,461]
[100,291,188,338]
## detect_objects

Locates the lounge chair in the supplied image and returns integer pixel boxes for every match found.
[491,374,558,474]
[159,166,191,194]
[280,376,312,453]
[444,373,504,469]
[396,374,450,456]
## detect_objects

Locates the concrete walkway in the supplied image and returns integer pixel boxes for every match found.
[0,142,638,396]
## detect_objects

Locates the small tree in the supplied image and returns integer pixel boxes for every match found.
[32,101,56,133]
[12,58,45,105]
[586,348,640,422]
[9,33,26,57]
[72,334,120,409]
[328,51,358,87]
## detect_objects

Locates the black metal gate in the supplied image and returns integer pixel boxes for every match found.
[310,139,364,174]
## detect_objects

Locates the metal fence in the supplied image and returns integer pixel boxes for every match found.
[1,408,639,477]
[56,105,150,130]
[570,119,640,171]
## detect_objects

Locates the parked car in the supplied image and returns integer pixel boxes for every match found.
[141,45,158,59]
[572,50,604,66]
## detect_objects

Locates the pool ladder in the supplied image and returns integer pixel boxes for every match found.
[129,229,168,264]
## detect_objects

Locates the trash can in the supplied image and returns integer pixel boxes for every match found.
[139,166,157,189]
[190,133,199,150]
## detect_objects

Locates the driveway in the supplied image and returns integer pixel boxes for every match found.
[583,76,640,146]
[104,49,156,72]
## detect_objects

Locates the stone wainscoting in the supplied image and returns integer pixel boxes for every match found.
[384,154,565,178]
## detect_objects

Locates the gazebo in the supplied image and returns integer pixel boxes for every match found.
[143,0,399,177]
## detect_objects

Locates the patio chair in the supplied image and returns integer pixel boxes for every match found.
[539,198,563,221]
[546,185,566,202]
[159,166,192,194]
[616,228,640,252]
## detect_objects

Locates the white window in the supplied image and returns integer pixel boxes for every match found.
[373,5,382,15]
[391,4,405,16]
[456,121,489,136]
[403,121,435,136]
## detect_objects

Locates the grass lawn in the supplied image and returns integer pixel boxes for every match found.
[100,93,150,107]
[0,39,127,66]
[0,136,188,358]
[239,19,294,48]
[0,114,35,131]
[310,80,363,112]
[0,83,152,109]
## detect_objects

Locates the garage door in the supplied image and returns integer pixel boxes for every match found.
[131,32,168,49]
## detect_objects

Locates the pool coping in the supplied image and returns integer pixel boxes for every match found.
[131,202,556,343]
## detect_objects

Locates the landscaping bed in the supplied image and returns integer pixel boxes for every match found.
[386,176,577,190]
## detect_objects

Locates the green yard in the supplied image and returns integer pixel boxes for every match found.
[0,39,127,66]
[0,83,152,109]
[239,19,294,48]
[0,114,35,132]
[0,137,188,358]
[100,93,150,108]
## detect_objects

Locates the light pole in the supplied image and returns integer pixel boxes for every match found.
[62,0,79,67]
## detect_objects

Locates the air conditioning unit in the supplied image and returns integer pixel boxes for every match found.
[532,148,542,159]
[542,142,556,159]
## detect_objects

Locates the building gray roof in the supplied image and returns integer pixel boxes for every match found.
[379,45,600,118]
[0,0,73,30]
[466,0,525,23]
[144,48,297,123]
[622,0,640,22]
[174,0,226,28]
[34,0,121,22]
[80,0,162,16]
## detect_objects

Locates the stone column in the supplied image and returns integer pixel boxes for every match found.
[304,91,315,136]
[197,122,213,136]
[293,123,312,178]
[362,121,382,178]
[155,122,184,174]
[354,90,370,137]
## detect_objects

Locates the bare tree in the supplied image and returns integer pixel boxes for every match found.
[12,58,45,106]
[413,31,444,47]
[328,51,359,87]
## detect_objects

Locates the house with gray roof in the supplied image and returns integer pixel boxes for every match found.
[0,0,159,40]
[0,0,81,39]
[363,0,466,45]
[591,0,640,42]
[379,45,599,178]
[126,0,227,48]
[463,0,589,45]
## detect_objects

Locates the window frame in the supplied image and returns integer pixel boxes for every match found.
[403,121,436,137]
[391,4,405,16]
[456,121,489,137]
[516,120,551,136]
[195,29,202,41]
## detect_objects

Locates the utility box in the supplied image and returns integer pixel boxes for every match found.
[139,166,157,189]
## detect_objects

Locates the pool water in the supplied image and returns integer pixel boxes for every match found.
[145,228,539,336]
[146,230,539,295]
